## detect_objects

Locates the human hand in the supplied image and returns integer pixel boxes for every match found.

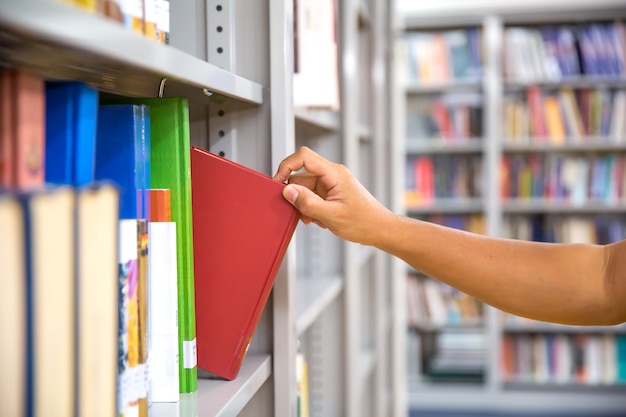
[273,146,394,246]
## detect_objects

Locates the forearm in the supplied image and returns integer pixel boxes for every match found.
[377,214,619,325]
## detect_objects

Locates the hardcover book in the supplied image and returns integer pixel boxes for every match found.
[190,147,299,380]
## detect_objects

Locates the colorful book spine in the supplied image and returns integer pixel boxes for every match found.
[103,97,197,393]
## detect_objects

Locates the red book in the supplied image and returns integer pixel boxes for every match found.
[0,69,45,189]
[190,146,299,380]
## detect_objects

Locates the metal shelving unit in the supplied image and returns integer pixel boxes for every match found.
[1,0,398,416]
[393,0,626,414]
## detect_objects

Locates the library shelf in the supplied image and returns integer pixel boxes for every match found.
[406,139,484,155]
[0,0,263,110]
[151,354,271,417]
[503,141,626,153]
[294,108,341,136]
[407,198,484,215]
[504,76,626,92]
[411,321,485,332]
[502,199,626,214]
[405,80,483,95]
[502,323,626,334]
[296,275,344,337]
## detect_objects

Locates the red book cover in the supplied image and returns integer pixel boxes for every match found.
[0,69,14,187]
[5,69,45,189]
[190,146,299,380]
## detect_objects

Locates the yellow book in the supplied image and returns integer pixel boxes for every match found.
[144,0,159,41]
[543,95,565,145]
[74,0,98,12]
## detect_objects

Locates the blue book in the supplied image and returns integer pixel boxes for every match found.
[45,82,99,187]
[95,105,150,219]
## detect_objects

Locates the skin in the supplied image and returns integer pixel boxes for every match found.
[273,146,626,326]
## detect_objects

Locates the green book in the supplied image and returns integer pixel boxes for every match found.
[103,97,197,393]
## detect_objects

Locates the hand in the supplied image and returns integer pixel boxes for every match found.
[273,146,394,246]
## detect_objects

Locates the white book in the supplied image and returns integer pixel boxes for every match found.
[149,222,180,402]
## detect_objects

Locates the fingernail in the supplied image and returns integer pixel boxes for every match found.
[284,185,298,204]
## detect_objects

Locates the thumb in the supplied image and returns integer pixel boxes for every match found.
[282,183,325,220]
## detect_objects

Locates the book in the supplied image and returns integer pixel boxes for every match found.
[95,104,150,220]
[103,0,124,22]
[45,81,99,187]
[296,351,310,417]
[0,195,26,417]
[149,189,179,402]
[118,219,140,416]
[0,68,45,190]
[144,0,159,41]
[75,183,119,417]
[190,147,299,380]
[21,187,76,417]
[123,0,145,35]
[104,97,196,392]
[137,219,149,417]
[156,0,170,45]
[293,0,339,109]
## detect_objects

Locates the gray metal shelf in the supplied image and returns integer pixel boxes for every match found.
[503,140,626,153]
[151,354,271,417]
[406,80,483,95]
[294,108,341,136]
[406,139,484,155]
[502,199,626,214]
[0,0,263,112]
[296,275,344,337]
[504,76,626,91]
[407,198,485,215]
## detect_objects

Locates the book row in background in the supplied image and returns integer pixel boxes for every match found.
[501,153,626,203]
[504,20,626,81]
[501,332,626,386]
[398,27,483,85]
[405,155,483,207]
[404,153,626,206]
[57,0,170,44]
[0,68,192,417]
[406,92,484,144]
[504,86,626,144]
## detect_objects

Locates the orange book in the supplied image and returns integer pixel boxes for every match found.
[0,69,45,189]
[543,95,566,144]
[190,147,299,380]
[149,189,171,222]
[143,0,158,41]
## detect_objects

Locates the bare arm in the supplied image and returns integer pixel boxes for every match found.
[274,146,626,326]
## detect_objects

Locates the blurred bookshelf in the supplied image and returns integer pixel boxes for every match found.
[394,0,626,413]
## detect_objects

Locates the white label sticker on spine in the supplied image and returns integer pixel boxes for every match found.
[183,339,197,369]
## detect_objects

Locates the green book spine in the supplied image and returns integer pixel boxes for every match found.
[103,97,197,393]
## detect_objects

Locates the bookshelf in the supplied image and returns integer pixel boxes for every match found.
[0,0,399,416]
[393,0,626,413]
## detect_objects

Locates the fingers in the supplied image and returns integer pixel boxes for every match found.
[273,146,334,183]
[282,183,325,223]
[287,172,318,192]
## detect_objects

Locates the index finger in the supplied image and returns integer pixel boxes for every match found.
[273,146,333,183]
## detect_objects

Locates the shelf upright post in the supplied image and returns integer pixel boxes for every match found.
[269,0,298,416]
[339,0,362,416]
[483,14,504,395]
[206,0,238,161]
[370,0,392,415]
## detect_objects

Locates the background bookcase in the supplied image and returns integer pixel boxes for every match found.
[392,0,626,414]
[0,0,402,416]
